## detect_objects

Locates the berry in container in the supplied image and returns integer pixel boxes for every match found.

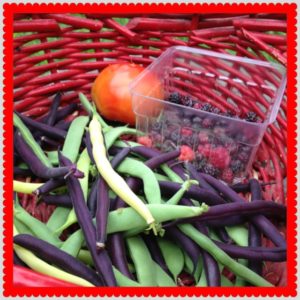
[130,46,286,183]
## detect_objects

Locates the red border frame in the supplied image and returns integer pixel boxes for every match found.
[3,3,297,297]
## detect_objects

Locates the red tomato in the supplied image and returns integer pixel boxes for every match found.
[91,63,163,125]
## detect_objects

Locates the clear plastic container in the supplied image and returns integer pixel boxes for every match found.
[130,46,286,183]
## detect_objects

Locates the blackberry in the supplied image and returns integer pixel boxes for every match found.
[230,160,243,174]
[238,151,249,163]
[202,164,220,177]
[212,107,221,114]
[223,110,237,118]
[182,118,192,127]
[245,111,258,123]
[152,121,162,132]
[182,96,194,107]
[193,116,202,124]
[170,131,180,143]
[162,139,176,152]
[180,135,193,147]
[201,103,213,112]
[168,92,182,105]
[197,158,207,172]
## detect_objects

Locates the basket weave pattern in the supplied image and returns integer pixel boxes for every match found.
[13,13,287,286]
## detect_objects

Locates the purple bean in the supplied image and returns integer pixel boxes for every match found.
[159,181,226,206]
[15,111,67,140]
[40,136,61,147]
[182,201,286,224]
[84,131,96,165]
[106,233,134,280]
[14,234,104,286]
[230,181,277,194]
[214,228,232,244]
[41,194,72,208]
[54,120,71,131]
[59,152,116,286]
[201,174,287,247]
[38,102,78,123]
[95,177,110,250]
[34,178,65,196]
[213,240,286,262]
[130,146,161,158]
[14,132,81,180]
[248,179,263,275]
[14,167,34,177]
[144,149,181,169]
[87,177,99,217]
[110,147,132,169]
[196,224,221,286]
[45,93,62,126]
[165,226,201,274]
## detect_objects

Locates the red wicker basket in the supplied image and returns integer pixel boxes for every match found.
[13,13,287,286]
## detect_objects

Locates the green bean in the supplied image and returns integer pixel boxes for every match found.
[56,149,91,234]
[197,269,207,286]
[66,204,208,245]
[154,172,170,182]
[221,275,234,286]
[46,207,70,232]
[108,203,208,234]
[62,116,89,163]
[166,179,197,205]
[178,224,272,287]
[157,238,184,281]
[46,151,59,165]
[226,226,249,286]
[14,218,34,235]
[153,261,176,286]
[14,203,62,247]
[114,140,141,148]
[77,249,93,266]
[116,157,161,204]
[60,229,84,257]
[161,164,184,183]
[78,93,110,131]
[105,126,138,149]
[13,113,52,167]
[126,236,157,286]
[13,180,43,194]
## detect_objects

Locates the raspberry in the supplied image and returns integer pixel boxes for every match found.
[221,168,234,183]
[179,145,195,162]
[181,127,193,136]
[197,144,211,158]
[193,102,202,110]
[137,136,153,148]
[198,131,210,144]
[209,147,231,169]
[201,118,214,129]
